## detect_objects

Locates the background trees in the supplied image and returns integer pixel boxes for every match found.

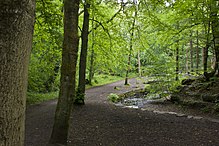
[26,0,218,104]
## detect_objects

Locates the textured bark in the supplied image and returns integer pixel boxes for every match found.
[211,0,219,75]
[203,20,211,78]
[49,0,79,144]
[76,2,90,104]
[0,0,35,146]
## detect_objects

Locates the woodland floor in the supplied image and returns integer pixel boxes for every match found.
[25,78,219,146]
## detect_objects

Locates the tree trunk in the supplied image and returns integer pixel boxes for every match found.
[49,0,79,144]
[125,6,137,85]
[203,46,209,75]
[190,32,194,72]
[125,52,131,85]
[88,10,95,85]
[203,16,212,79]
[137,50,141,77]
[0,1,35,145]
[76,3,90,104]
[196,30,199,73]
[89,48,95,85]
[211,0,219,75]
[176,41,179,81]
[186,46,189,74]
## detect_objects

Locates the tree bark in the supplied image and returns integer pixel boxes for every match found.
[196,30,199,73]
[88,9,95,85]
[211,0,219,75]
[186,46,189,74]
[76,2,90,104]
[190,32,194,72]
[203,18,211,79]
[0,0,35,146]
[125,6,137,85]
[176,41,179,81]
[137,50,141,77]
[49,0,79,144]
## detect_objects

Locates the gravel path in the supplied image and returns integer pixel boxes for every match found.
[25,78,219,146]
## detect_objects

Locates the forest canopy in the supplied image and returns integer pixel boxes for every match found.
[28,0,219,96]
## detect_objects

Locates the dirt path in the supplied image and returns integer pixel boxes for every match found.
[25,78,219,146]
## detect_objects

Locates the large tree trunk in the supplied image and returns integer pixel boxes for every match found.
[211,0,219,75]
[49,0,80,144]
[76,2,90,105]
[0,1,35,146]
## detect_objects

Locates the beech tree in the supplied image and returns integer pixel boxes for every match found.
[0,0,35,145]
[49,0,80,144]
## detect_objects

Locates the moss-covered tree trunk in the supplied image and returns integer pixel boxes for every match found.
[76,2,90,104]
[0,0,35,145]
[49,0,79,144]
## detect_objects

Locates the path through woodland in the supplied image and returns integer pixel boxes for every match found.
[25,78,219,146]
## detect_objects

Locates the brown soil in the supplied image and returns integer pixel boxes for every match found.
[25,78,219,146]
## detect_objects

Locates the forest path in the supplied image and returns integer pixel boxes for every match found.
[25,78,219,146]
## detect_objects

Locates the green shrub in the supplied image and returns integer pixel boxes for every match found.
[107,93,120,103]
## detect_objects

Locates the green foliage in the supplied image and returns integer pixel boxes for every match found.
[107,93,121,103]
[87,74,124,88]
[28,0,63,93]
[26,92,58,105]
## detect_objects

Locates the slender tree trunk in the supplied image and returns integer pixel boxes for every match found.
[89,48,95,85]
[125,52,131,85]
[176,41,179,81]
[88,9,95,85]
[76,3,90,104]
[203,46,209,75]
[137,50,141,77]
[0,1,35,145]
[190,32,194,72]
[49,0,79,144]
[196,30,199,73]
[125,6,137,85]
[186,46,189,74]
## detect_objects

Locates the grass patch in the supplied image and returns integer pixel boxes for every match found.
[86,74,125,88]
[27,91,58,105]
